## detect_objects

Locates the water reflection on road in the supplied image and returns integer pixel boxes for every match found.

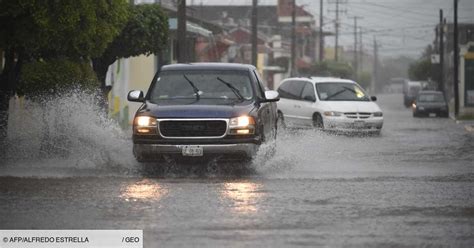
[221,181,263,214]
[121,179,167,202]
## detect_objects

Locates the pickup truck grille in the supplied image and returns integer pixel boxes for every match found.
[159,120,227,138]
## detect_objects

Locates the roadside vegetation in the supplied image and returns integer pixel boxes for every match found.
[0,1,169,144]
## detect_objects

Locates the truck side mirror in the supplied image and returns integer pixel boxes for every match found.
[128,90,144,102]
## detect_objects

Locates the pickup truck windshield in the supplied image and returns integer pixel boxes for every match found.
[317,82,370,101]
[149,70,254,102]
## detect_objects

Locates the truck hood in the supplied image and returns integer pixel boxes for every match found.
[137,100,256,118]
[319,101,382,113]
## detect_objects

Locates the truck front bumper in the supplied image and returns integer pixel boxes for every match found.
[133,143,258,161]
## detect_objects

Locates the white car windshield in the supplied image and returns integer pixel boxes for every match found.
[316,82,370,101]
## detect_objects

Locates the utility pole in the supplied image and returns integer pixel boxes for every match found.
[177,0,187,63]
[352,16,362,74]
[372,37,379,94]
[291,0,296,76]
[453,0,459,117]
[439,9,444,93]
[319,0,324,62]
[251,0,258,67]
[359,27,363,72]
[335,0,340,61]
[155,0,164,70]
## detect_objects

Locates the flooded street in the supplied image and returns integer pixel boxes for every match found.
[1,94,473,247]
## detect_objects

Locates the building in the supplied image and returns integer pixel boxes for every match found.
[459,42,474,116]
[435,22,474,117]
[191,0,326,89]
[107,2,228,127]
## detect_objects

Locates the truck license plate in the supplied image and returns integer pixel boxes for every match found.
[429,113,436,117]
[182,145,203,156]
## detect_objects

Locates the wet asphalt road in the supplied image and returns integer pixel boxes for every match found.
[1,93,473,247]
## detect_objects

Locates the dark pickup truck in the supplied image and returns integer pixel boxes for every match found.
[127,63,280,163]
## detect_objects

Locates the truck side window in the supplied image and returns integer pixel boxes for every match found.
[253,71,266,98]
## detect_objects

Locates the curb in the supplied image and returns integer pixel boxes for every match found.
[450,116,474,133]
[465,125,474,132]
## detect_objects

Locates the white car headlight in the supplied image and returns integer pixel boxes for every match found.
[323,111,342,117]
[373,112,383,117]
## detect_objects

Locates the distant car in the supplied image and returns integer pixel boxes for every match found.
[276,77,383,134]
[387,77,407,93]
[128,63,280,163]
[412,91,449,118]
[404,81,422,107]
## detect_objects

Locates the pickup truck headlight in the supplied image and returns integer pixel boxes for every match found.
[134,116,157,134]
[229,116,255,135]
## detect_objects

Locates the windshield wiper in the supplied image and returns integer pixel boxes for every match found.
[325,89,347,100]
[216,77,244,100]
[325,86,364,100]
[183,74,202,100]
[342,86,370,100]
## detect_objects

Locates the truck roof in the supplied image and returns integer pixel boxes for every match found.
[161,63,256,71]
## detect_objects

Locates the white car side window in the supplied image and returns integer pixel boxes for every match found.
[320,92,328,100]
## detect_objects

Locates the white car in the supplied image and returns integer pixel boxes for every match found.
[276,77,383,134]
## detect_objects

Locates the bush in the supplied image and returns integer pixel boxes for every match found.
[18,58,100,99]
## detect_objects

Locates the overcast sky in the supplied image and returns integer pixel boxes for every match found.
[189,0,474,59]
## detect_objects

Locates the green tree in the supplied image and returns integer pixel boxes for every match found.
[408,58,432,81]
[0,0,129,142]
[92,4,169,100]
[407,44,435,81]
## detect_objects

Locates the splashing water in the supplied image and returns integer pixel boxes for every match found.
[1,89,139,177]
[0,90,390,179]
[0,89,294,178]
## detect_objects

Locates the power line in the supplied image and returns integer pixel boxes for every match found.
[349,2,442,18]
[346,4,437,23]
[328,0,347,61]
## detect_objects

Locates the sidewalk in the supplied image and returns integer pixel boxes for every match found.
[447,99,474,132]
[453,118,474,133]
[462,122,474,132]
